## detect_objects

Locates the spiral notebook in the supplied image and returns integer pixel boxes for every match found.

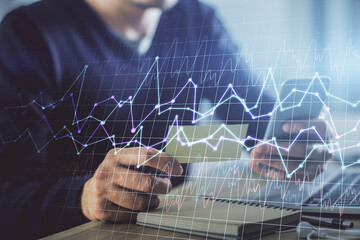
[137,196,300,239]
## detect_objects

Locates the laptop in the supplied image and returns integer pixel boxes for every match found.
[295,162,360,214]
[186,155,360,215]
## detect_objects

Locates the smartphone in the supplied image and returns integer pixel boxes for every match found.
[263,76,330,141]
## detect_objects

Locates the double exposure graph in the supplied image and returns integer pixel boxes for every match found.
[1,56,360,177]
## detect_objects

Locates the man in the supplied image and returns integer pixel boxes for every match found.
[0,0,332,239]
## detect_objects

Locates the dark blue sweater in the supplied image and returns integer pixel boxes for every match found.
[0,0,273,238]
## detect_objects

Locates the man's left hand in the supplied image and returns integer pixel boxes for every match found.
[249,119,333,181]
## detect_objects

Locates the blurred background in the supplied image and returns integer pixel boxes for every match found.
[2,0,360,106]
[2,0,360,159]
[0,0,34,18]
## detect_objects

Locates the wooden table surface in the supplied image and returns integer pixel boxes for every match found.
[42,163,360,240]
[43,217,360,240]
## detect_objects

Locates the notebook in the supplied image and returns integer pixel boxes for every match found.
[137,196,301,239]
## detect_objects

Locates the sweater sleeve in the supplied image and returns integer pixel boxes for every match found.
[0,9,90,239]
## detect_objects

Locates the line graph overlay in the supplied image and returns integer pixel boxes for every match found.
[1,57,360,177]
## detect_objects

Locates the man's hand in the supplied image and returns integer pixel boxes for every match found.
[80,147,183,222]
[249,119,333,181]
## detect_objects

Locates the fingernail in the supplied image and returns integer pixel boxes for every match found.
[282,122,290,133]
[173,164,183,176]
[150,196,160,209]
[152,177,171,194]
[262,144,269,153]
[255,145,268,158]
[283,122,297,133]
[163,178,172,193]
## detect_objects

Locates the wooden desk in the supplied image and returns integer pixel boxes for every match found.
[43,162,360,240]
[43,217,360,240]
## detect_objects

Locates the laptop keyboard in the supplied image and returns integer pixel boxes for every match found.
[303,173,360,207]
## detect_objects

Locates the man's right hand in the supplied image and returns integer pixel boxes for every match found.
[80,147,183,222]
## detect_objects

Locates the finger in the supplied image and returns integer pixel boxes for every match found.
[249,158,324,181]
[253,150,329,175]
[144,149,183,176]
[282,120,333,140]
[114,148,183,176]
[250,157,287,175]
[259,142,332,160]
[250,143,269,159]
[113,166,172,194]
[94,199,138,223]
[250,143,332,180]
[251,144,288,173]
[106,187,160,211]
[249,159,286,180]
[282,120,326,133]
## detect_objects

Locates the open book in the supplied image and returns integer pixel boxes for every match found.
[137,196,300,239]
